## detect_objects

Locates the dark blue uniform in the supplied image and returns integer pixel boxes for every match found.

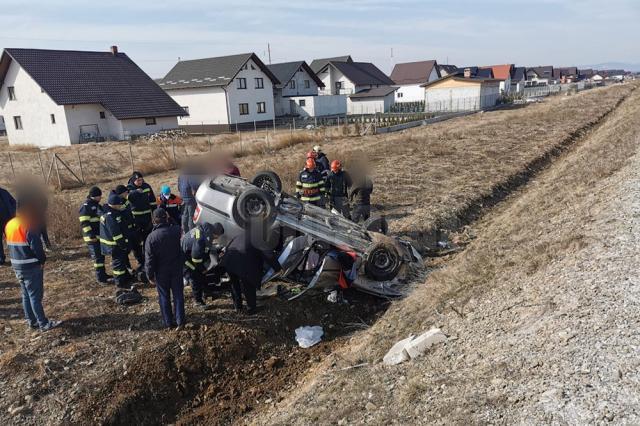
[145,222,184,328]
[119,197,145,272]
[78,197,109,282]
[180,226,213,303]
[99,206,130,288]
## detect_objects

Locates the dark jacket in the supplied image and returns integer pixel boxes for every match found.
[296,168,326,202]
[157,193,182,224]
[350,176,373,206]
[144,223,183,282]
[0,187,16,225]
[327,170,352,198]
[127,179,157,210]
[316,153,330,176]
[78,198,103,244]
[99,206,128,254]
[126,188,154,231]
[221,235,280,284]
[181,226,212,273]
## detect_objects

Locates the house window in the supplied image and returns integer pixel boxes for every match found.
[289,80,296,89]
[99,111,106,119]
[304,80,310,89]
[182,106,189,115]
[256,102,266,114]
[251,64,256,70]
[335,81,342,93]
[239,103,249,115]
[13,116,23,130]
[255,77,264,89]
[237,78,247,89]
[8,86,16,100]
[398,92,403,98]
[299,99,306,107]
[242,64,248,70]
[50,114,56,124]
[145,117,157,125]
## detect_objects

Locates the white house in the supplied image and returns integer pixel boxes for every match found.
[348,87,397,114]
[390,60,440,102]
[314,61,397,114]
[480,64,513,94]
[421,74,501,112]
[266,61,323,116]
[510,67,527,93]
[159,53,279,132]
[526,66,554,86]
[0,47,184,147]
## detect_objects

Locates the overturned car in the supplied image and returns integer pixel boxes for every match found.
[193,171,422,299]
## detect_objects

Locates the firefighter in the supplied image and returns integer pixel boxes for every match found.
[181,222,225,309]
[156,185,183,225]
[126,178,154,250]
[327,160,352,218]
[350,174,374,223]
[296,158,326,207]
[99,193,131,289]
[313,145,330,178]
[78,186,113,284]
[114,185,145,276]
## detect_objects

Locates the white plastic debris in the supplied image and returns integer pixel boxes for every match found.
[295,326,324,348]
[327,290,339,303]
[383,328,447,365]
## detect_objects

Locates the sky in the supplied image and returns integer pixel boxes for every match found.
[0,0,639,77]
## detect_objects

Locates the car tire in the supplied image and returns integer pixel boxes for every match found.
[364,241,401,281]
[251,171,283,195]
[235,188,276,228]
[363,215,389,235]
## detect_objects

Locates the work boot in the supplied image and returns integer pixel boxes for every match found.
[97,272,114,285]
[40,320,63,332]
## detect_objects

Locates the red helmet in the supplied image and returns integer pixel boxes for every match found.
[330,160,342,172]
[305,158,316,170]
[306,150,317,159]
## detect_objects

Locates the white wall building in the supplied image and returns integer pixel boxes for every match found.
[348,87,397,115]
[390,60,440,102]
[267,61,326,116]
[288,95,347,118]
[422,75,501,112]
[0,47,183,147]
[159,53,278,131]
[526,66,554,86]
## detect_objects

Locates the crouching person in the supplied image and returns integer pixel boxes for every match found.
[145,208,185,329]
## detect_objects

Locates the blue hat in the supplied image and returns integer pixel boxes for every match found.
[107,192,123,206]
[160,185,171,196]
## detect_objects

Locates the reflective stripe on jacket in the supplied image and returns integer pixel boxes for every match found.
[4,216,45,270]
[78,198,103,243]
[296,169,326,202]
[99,207,128,254]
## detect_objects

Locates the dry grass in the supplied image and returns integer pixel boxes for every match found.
[257,84,640,425]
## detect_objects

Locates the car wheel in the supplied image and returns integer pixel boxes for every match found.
[251,171,282,195]
[364,241,401,281]
[363,215,389,235]
[235,188,276,228]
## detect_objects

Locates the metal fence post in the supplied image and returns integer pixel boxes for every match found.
[128,142,134,172]
[54,154,62,189]
[171,140,177,169]
[77,149,85,184]
[38,151,45,181]
[7,152,15,177]
[254,120,257,134]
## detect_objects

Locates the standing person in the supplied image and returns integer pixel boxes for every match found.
[126,179,154,253]
[0,186,17,266]
[78,186,112,284]
[181,222,225,309]
[327,160,352,218]
[220,232,281,315]
[114,185,144,277]
[145,208,185,329]
[178,168,198,234]
[99,193,131,289]
[350,174,374,223]
[5,196,61,331]
[128,171,157,211]
[296,159,326,207]
[313,145,330,178]
[156,185,183,225]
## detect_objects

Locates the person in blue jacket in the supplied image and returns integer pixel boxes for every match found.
[145,208,185,329]
[0,186,17,266]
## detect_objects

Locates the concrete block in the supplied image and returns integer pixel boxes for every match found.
[382,335,414,365]
[405,328,447,359]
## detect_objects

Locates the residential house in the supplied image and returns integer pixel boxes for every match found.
[315,60,397,114]
[555,67,579,83]
[0,47,184,147]
[603,70,626,80]
[390,60,440,102]
[526,66,554,85]
[510,67,527,93]
[580,69,595,80]
[438,64,459,77]
[421,73,501,112]
[592,71,607,84]
[456,67,494,79]
[266,61,344,118]
[310,55,353,75]
[159,53,279,131]
[480,64,514,94]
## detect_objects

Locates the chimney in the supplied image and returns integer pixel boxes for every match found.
[110,45,118,55]
[464,67,471,78]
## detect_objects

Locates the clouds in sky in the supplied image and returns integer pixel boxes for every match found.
[0,0,638,76]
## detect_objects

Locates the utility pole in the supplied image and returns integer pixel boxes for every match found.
[268,43,272,65]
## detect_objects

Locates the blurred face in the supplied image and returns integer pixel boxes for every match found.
[134,177,144,187]
[93,195,102,203]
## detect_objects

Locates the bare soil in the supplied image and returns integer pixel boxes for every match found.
[0,83,636,425]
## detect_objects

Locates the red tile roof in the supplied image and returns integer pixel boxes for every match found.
[480,64,513,80]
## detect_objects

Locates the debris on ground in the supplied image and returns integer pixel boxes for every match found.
[295,326,324,348]
[382,328,447,365]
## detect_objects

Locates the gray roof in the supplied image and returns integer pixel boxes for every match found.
[511,66,526,81]
[349,86,398,99]
[331,61,395,86]
[310,55,353,73]
[0,48,187,120]
[438,64,459,75]
[159,53,279,90]
[390,60,440,85]
[267,61,324,89]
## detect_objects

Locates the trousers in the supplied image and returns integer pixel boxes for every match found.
[87,242,108,281]
[156,273,185,327]
[229,273,257,310]
[15,267,48,328]
[181,199,196,234]
[110,247,130,288]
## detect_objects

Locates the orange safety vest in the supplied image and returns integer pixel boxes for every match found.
[4,216,41,269]
[156,194,183,210]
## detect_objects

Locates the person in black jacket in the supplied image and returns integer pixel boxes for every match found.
[145,208,185,329]
[78,186,112,284]
[220,232,281,315]
[313,145,330,178]
[114,185,145,277]
[0,186,17,266]
[127,171,157,245]
[350,175,374,223]
[327,160,352,219]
